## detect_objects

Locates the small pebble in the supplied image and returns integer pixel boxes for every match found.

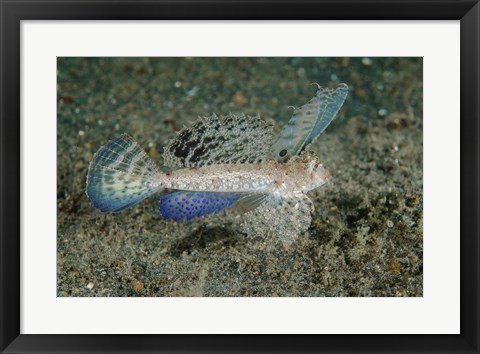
[387,220,394,228]
[378,108,388,116]
[174,81,182,88]
[148,146,159,158]
[232,91,248,106]
[62,96,75,105]
[78,130,85,136]
[361,57,373,66]
[355,89,366,97]
[133,281,144,291]
[86,282,94,290]
[187,86,199,97]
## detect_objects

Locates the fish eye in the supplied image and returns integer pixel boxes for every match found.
[279,149,287,157]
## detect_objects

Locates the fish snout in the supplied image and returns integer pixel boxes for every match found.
[315,163,331,184]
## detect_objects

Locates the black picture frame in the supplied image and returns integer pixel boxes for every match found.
[1,0,479,353]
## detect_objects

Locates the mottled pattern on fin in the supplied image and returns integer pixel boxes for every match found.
[162,113,273,168]
[240,194,314,246]
[159,191,242,221]
[86,134,160,213]
[272,83,348,163]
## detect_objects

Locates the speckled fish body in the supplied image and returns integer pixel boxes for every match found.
[86,83,347,245]
[156,158,329,195]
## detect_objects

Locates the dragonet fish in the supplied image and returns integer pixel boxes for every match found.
[86,83,348,245]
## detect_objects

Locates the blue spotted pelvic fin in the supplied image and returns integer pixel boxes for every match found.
[272,83,348,163]
[86,134,161,213]
[159,191,244,221]
[159,189,270,222]
[162,113,274,169]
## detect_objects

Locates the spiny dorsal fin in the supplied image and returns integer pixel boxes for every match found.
[162,113,273,168]
[272,83,348,163]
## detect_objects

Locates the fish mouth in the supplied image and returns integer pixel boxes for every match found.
[315,164,331,184]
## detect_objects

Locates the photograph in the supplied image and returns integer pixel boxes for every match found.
[57,57,423,297]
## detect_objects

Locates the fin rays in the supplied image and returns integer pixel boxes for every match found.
[162,113,273,168]
[272,83,348,162]
[86,134,161,213]
[240,194,313,246]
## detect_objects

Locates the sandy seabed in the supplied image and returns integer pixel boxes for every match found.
[57,57,423,297]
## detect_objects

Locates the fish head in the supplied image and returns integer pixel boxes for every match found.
[306,159,331,191]
[293,151,331,192]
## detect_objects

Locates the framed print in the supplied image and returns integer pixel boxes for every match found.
[1,0,479,353]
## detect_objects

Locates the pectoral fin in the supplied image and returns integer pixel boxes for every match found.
[240,194,314,246]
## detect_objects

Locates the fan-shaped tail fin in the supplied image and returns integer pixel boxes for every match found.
[86,134,162,213]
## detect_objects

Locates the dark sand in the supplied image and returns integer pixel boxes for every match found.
[57,57,423,297]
